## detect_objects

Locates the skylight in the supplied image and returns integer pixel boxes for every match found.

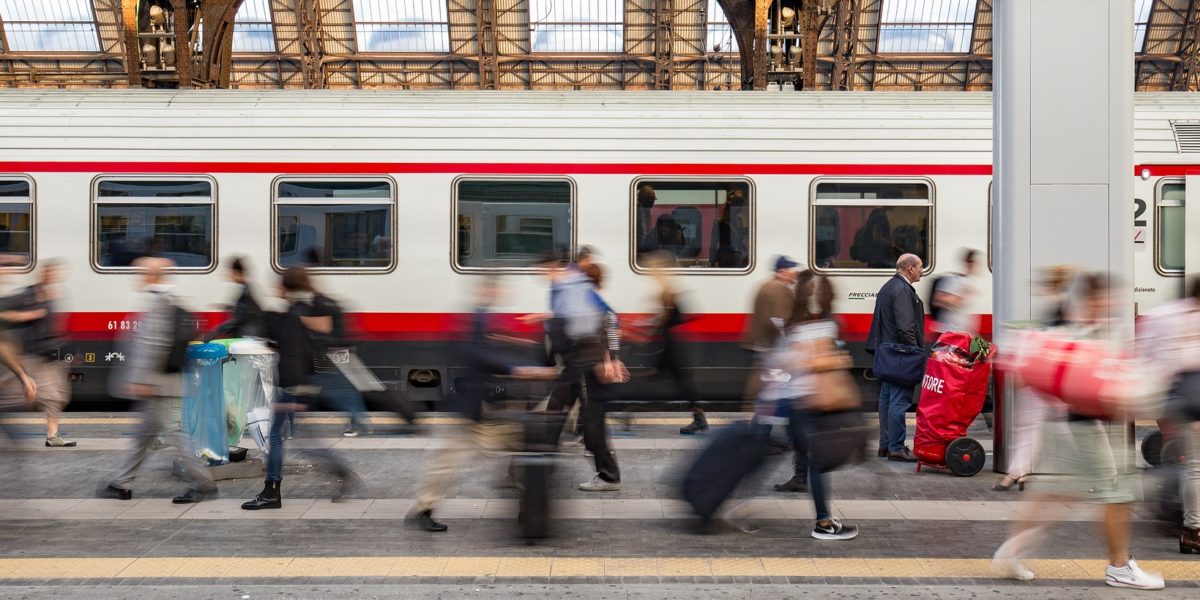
[706,0,737,53]
[529,0,623,53]
[352,0,449,53]
[877,0,978,54]
[1135,0,1154,53]
[0,0,101,52]
[233,0,275,53]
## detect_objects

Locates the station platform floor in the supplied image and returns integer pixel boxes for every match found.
[0,411,1195,599]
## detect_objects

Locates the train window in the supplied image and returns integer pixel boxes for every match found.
[810,180,933,272]
[454,178,573,270]
[1158,181,1185,275]
[93,178,214,270]
[632,179,753,271]
[273,178,395,271]
[0,179,33,269]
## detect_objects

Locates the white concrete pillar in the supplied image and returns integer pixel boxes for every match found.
[993,0,1134,473]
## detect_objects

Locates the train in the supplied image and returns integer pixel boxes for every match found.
[0,89,1193,405]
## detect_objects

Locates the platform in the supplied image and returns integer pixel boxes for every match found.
[0,411,1193,599]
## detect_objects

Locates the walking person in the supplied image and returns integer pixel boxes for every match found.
[1140,276,1200,553]
[764,273,859,539]
[96,257,218,504]
[206,256,264,340]
[407,277,557,532]
[742,256,800,404]
[241,267,359,510]
[642,251,707,434]
[866,254,925,462]
[991,273,1164,590]
[0,260,69,445]
[930,248,980,336]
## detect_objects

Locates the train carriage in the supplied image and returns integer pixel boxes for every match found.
[0,90,1193,403]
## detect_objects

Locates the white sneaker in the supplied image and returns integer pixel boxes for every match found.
[578,475,620,492]
[1105,558,1165,590]
[991,538,1035,581]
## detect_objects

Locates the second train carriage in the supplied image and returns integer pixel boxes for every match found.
[0,90,1193,403]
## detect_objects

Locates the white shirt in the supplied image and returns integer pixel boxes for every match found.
[935,274,978,335]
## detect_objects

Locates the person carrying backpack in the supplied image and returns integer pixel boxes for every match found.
[97,257,218,504]
[929,249,980,336]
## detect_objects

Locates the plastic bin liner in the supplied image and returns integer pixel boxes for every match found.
[183,343,230,465]
[228,340,278,452]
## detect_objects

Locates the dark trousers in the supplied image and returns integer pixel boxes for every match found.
[266,389,351,483]
[787,405,830,521]
[580,368,620,483]
[656,340,701,413]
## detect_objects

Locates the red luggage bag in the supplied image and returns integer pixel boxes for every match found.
[913,332,994,476]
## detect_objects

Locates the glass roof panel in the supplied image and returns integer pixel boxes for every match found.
[706,0,737,53]
[352,0,450,53]
[1134,0,1154,53]
[530,0,623,53]
[0,0,101,52]
[877,0,978,54]
[233,0,275,53]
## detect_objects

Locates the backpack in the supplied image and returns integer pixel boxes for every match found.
[163,301,195,374]
[849,225,871,263]
[926,273,961,325]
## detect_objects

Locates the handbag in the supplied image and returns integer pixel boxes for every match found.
[872,342,926,387]
[807,410,870,471]
[806,346,862,413]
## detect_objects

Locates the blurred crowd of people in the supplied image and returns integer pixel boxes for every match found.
[2,245,1198,591]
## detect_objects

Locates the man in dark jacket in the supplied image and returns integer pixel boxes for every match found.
[207,256,263,341]
[866,253,925,462]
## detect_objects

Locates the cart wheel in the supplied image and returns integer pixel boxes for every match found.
[1162,437,1187,467]
[1142,430,1164,467]
[945,437,986,477]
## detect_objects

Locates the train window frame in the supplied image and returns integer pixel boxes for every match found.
[808,177,937,276]
[270,176,398,275]
[90,175,218,274]
[1155,177,1185,278]
[628,176,756,275]
[0,175,36,273]
[450,175,577,274]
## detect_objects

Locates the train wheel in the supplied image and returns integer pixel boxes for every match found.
[945,437,986,477]
[1142,430,1164,467]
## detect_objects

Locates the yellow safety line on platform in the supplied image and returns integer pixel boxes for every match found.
[0,416,1160,427]
[0,556,1192,580]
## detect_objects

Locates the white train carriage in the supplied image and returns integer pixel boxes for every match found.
[0,90,1193,403]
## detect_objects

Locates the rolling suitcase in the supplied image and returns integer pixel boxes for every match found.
[681,422,769,522]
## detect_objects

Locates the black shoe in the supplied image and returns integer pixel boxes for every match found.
[96,483,132,501]
[774,475,809,493]
[887,447,918,463]
[172,487,218,504]
[680,413,709,435]
[877,447,889,458]
[410,510,447,532]
[241,480,282,510]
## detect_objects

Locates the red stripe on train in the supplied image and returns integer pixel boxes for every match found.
[1,161,992,176]
[61,312,993,343]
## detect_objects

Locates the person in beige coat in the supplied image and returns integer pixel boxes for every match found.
[742,256,800,401]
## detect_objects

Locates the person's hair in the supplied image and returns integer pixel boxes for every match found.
[787,269,816,325]
[583,262,605,289]
[1076,271,1112,298]
[230,256,248,275]
[962,248,978,265]
[896,254,920,271]
[577,245,597,263]
[281,266,314,293]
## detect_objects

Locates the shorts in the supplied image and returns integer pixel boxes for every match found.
[0,355,70,418]
[1035,417,1140,504]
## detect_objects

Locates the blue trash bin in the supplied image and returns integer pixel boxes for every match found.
[183,343,230,465]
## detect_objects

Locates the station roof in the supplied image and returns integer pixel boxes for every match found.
[0,0,1195,91]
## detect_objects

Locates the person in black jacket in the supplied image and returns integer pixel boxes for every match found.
[865,253,925,463]
[406,277,557,532]
[241,267,357,510]
[206,256,263,341]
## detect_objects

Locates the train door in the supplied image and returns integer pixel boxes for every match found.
[1188,176,1200,282]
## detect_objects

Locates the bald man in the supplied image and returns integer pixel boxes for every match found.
[865,253,926,463]
[98,257,218,504]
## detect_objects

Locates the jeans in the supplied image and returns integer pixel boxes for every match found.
[265,392,295,482]
[788,405,830,521]
[878,381,913,453]
[313,371,368,431]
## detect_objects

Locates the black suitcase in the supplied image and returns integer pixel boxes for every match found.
[681,423,769,522]
[515,412,564,540]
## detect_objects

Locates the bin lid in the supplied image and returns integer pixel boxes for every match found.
[186,343,229,360]
[230,340,275,356]
[208,338,238,350]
